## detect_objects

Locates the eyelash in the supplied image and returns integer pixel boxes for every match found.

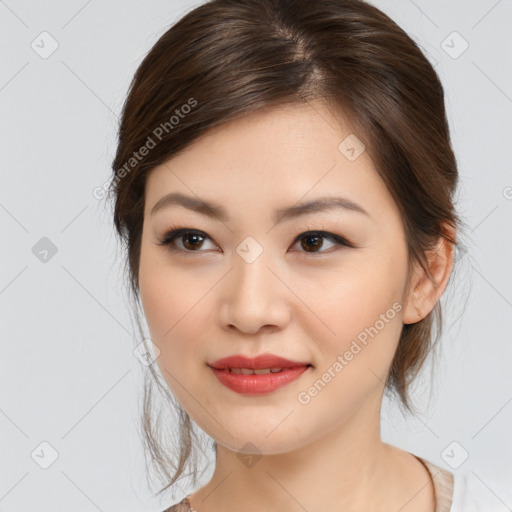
[156,224,356,255]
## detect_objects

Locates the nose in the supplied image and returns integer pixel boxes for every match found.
[218,249,291,335]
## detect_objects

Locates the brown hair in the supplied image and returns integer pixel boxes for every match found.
[107,0,466,496]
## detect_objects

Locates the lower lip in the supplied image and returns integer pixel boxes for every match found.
[209,365,311,394]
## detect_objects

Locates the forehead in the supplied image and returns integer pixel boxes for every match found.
[144,101,394,223]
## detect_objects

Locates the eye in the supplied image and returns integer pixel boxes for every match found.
[290,230,354,253]
[157,228,217,253]
[156,226,355,254]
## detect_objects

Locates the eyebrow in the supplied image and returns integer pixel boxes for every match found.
[150,192,370,224]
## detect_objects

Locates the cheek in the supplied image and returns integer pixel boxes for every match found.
[294,266,405,425]
[304,248,406,369]
[138,252,215,387]
[140,275,204,348]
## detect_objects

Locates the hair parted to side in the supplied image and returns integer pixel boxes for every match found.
[107,0,466,496]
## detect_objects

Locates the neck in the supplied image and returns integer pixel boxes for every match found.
[188,394,434,512]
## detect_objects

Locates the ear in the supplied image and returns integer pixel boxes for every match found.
[402,223,456,325]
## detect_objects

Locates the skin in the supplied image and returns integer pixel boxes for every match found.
[138,100,455,512]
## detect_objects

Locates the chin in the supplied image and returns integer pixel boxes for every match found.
[204,417,314,456]
[216,436,304,456]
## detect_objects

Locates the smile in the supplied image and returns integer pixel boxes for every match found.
[209,365,312,394]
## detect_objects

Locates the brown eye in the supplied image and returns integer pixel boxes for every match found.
[292,231,354,254]
[157,228,216,253]
[157,228,354,255]
[181,232,206,250]
[299,233,325,252]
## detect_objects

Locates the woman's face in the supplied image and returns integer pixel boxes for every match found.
[139,101,415,454]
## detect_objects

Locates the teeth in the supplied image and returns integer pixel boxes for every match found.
[228,367,283,375]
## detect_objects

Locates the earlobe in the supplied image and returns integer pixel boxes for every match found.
[402,224,456,325]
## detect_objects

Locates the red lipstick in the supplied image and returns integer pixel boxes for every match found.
[208,354,312,394]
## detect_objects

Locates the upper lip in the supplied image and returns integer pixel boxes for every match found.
[208,354,312,370]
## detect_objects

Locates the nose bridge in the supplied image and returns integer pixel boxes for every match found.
[232,235,277,304]
[220,235,289,332]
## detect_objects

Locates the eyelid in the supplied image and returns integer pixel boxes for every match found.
[292,223,356,248]
[157,227,217,253]
[156,224,356,254]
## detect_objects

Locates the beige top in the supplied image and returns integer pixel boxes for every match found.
[416,455,455,512]
[163,455,454,512]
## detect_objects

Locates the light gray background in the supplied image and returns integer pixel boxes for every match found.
[1,0,511,511]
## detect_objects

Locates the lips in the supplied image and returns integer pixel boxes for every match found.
[208,354,312,394]
[207,354,313,394]
[208,353,312,371]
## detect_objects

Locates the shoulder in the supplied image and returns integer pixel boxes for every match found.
[450,470,512,512]
[161,496,191,512]
[416,455,512,512]
[416,456,454,511]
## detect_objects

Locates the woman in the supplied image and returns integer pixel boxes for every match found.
[108,0,507,510]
